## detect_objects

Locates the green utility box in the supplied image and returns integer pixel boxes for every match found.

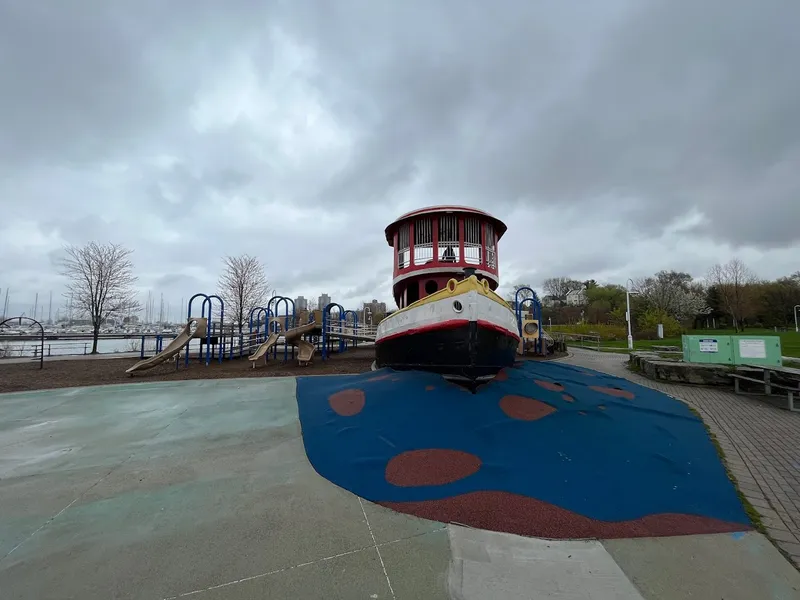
[731,335,782,367]
[682,334,782,366]
[682,335,734,364]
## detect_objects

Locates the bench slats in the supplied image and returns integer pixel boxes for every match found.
[728,374,799,391]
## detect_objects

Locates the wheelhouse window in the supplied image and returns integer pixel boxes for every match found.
[413,218,433,265]
[464,217,482,265]
[397,223,410,269]
[438,214,459,263]
[485,222,497,269]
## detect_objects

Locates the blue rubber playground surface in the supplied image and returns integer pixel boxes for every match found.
[296,361,751,539]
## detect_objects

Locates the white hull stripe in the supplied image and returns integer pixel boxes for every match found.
[376,291,519,343]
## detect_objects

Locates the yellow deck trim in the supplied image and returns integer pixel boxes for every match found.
[391,275,512,317]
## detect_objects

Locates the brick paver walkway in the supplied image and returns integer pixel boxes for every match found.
[561,349,800,567]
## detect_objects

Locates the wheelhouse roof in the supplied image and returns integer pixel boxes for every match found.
[384,205,508,245]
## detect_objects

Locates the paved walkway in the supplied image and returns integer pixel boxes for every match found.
[562,349,800,567]
[3,373,800,598]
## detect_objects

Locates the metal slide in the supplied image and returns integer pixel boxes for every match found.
[126,318,208,374]
[249,321,321,366]
[296,340,316,364]
[248,331,280,364]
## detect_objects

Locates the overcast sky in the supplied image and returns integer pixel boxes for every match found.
[1,0,798,321]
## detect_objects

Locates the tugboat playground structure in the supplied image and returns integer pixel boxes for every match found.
[123,206,543,375]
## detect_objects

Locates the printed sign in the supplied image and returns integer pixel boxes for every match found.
[739,338,767,359]
[699,339,718,353]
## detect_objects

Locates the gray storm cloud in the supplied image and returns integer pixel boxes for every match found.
[1,0,798,315]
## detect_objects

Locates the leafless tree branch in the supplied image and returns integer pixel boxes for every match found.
[542,277,583,303]
[217,254,271,333]
[59,242,141,353]
[706,259,758,332]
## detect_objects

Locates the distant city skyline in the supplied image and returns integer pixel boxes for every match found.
[294,295,308,311]
[0,287,394,325]
[318,293,331,310]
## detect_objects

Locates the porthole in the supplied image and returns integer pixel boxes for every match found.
[453,300,463,313]
[447,279,457,293]
[524,321,539,335]
[425,280,438,295]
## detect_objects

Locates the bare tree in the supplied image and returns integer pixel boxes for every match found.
[217,254,271,333]
[706,259,758,331]
[542,277,582,303]
[59,242,141,354]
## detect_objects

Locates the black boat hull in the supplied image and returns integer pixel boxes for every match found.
[375,320,518,380]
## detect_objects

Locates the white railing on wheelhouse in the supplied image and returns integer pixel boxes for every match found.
[486,247,497,269]
[464,217,482,265]
[414,218,434,265]
[397,222,410,269]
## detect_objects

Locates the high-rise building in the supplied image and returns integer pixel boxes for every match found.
[318,293,331,309]
[294,295,308,311]
[362,298,388,323]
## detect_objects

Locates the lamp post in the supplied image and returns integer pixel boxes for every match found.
[364,305,372,327]
[794,304,799,333]
[626,278,635,350]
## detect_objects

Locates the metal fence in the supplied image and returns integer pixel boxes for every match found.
[548,331,602,351]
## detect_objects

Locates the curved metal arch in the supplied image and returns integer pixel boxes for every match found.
[206,295,225,364]
[185,293,225,366]
[268,296,296,361]
[248,306,272,341]
[0,316,44,369]
[322,302,345,360]
[186,294,210,367]
[342,309,360,350]
[187,293,210,319]
[514,286,543,355]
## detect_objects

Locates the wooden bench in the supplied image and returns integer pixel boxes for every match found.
[728,371,799,412]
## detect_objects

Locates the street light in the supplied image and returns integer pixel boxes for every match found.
[794,304,800,333]
[626,278,635,350]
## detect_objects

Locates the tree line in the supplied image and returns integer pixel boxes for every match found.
[57,242,271,353]
[50,241,800,353]
[512,259,800,339]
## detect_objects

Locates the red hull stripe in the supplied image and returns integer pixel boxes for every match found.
[477,319,521,342]
[377,319,520,345]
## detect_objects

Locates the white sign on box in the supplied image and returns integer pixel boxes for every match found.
[699,339,718,353]
[739,338,767,359]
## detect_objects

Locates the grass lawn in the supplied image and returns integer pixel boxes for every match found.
[598,329,800,359]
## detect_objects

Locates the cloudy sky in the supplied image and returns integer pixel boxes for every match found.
[1,0,798,321]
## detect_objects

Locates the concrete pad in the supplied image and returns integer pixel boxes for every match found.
[0,379,382,599]
[447,525,644,599]
[0,467,110,556]
[379,529,452,600]
[1,458,374,599]
[183,545,392,600]
[360,499,445,545]
[0,385,191,477]
[133,379,300,459]
[0,387,81,421]
[603,531,800,600]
